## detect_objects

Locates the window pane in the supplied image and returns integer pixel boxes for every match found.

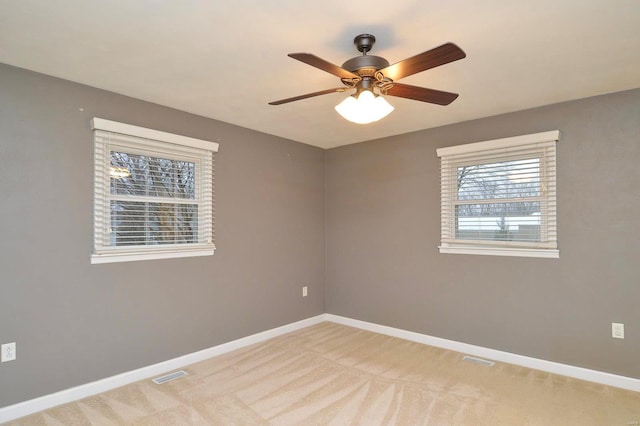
[457,158,540,201]
[110,201,198,246]
[455,202,541,242]
[110,151,195,199]
[93,124,216,263]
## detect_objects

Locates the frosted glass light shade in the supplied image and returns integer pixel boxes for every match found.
[334,90,394,124]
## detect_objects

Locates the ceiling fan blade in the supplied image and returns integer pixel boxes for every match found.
[384,83,459,105]
[288,53,360,79]
[378,43,466,81]
[269,88,347,105]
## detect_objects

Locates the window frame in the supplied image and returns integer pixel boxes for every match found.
[436,130,559,259]
[91,118,219,264]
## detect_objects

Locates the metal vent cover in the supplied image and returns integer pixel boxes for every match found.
[462,355,495,367]
[152,370,188,384]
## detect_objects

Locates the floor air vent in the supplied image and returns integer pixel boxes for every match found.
[152,370,188,384]
[463,355,495,367]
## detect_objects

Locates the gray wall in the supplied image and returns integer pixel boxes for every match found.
[1,62,638,409]
[0,64,326,407]
[326,89,640,379]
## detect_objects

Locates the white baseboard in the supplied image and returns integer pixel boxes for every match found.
[0,315,326,423]
[324,314,640,393]
[2,313,638,423]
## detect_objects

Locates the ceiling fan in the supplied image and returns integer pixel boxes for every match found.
[269,34,466,124]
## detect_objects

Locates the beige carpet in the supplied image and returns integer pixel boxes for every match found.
[9,322,640,425]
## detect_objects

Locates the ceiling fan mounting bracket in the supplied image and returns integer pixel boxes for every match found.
[354,34,376,54]
[376,79,395,93]
[340,77,361,88]
[340,77,394,97]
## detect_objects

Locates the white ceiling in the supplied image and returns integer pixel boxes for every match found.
[1,1,639,149]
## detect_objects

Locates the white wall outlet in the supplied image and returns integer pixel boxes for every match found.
[302,286,308,297]
[1,342,16,362]
[612,323,624,339]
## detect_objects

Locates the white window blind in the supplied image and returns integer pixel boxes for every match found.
[437,131,559,258]
[91,118,218,264]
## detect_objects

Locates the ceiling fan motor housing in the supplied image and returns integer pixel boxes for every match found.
[341,55,390,76]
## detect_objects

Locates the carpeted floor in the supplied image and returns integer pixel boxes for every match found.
[9,322,640,425]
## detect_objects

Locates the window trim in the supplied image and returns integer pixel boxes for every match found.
[436,130,559,259]
[91,118,219,264]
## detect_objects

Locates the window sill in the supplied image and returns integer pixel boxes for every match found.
[91,248,214,264]
[439,245,559,259]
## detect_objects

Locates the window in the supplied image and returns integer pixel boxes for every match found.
[91,118,219,264]
[437,130,559,258]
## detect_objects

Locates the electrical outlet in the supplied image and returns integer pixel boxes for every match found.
[1,342,16,362]
[302,286,308,297]
[612,323,624,339]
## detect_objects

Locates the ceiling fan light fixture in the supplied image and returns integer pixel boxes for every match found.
[334,90,394,124]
